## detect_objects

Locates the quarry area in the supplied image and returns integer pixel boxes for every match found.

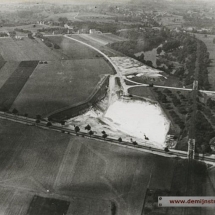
[66,72,170,148]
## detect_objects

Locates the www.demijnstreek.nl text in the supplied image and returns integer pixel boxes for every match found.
[158,197,215,207]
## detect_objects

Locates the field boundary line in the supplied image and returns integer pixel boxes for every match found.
[53,138,82,189]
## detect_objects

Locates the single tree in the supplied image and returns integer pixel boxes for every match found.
[164,147,169,152]
[102,133,108,139]
[89,130,94,136]
[61,121,65,126]
[75,126,80,133]
[36,115,41,120]
[118,137,122,142]
[12,108,18,115]
[46,121,52,127]
[48,117,52,121]
[133,141,138,145]
[85,124,91,130]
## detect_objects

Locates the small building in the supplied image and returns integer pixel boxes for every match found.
[89,29,102,34]
[64,24,73,30]
[185,27,196,32]
[15,35,23,40]
[78,29,89,34]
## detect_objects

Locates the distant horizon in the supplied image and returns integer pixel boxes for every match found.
[0,0,127,4]
[0,0,214,4]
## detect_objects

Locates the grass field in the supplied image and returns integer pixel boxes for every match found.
[0,61,6,71]
[0,37,63,61]
[0,61,38,110]
[79,33,127,46]
[0,118,176,215]
[45,12,114,22]
[11,59,113,117]
[46,36,103,59]
[195,33,215,90]
[0,24,53,34]
[74,12,115,22]
[27,196,70,215]
[128,86,155,100]
[70,34,124,57]
[0,62,20,88]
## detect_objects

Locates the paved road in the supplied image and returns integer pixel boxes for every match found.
[0,111,214,165]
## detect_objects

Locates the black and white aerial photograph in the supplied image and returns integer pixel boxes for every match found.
[0,0,215,214]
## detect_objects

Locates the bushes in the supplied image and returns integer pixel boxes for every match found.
[54,44,60,49]
[44,40,52,47]
[14,28,31,34]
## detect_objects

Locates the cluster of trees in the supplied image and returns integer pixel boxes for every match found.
[153,89,186,130]
[162,40,181,52]
[38,27,69,34]
[108,40,138,58]
[35,33,60,49]
[207,98,215,110]
[195,111,214,153]
[58,17,69,24]
[158,32,210,89]
[197,40,210,90]
[0,32,8,37]
[108,28,209,90]
[169,110,185,130]
[108,28,169,57]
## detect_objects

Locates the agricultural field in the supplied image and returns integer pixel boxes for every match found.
[0,62,24,89]
[75,12,115,22]
[80,33,127,46]
[46,12,80,21]
[45,12,114,22]
[0,118,177,215]
[194,33,215,90]
[70,34,124,57]
[0,24,52,34]
[0,61,38,110]
[11,59,113,117]
[0,119,111,215]
[0,119,211,215]
[0,37,63,61]
[160,15,184,29]
[46,36,103,59]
